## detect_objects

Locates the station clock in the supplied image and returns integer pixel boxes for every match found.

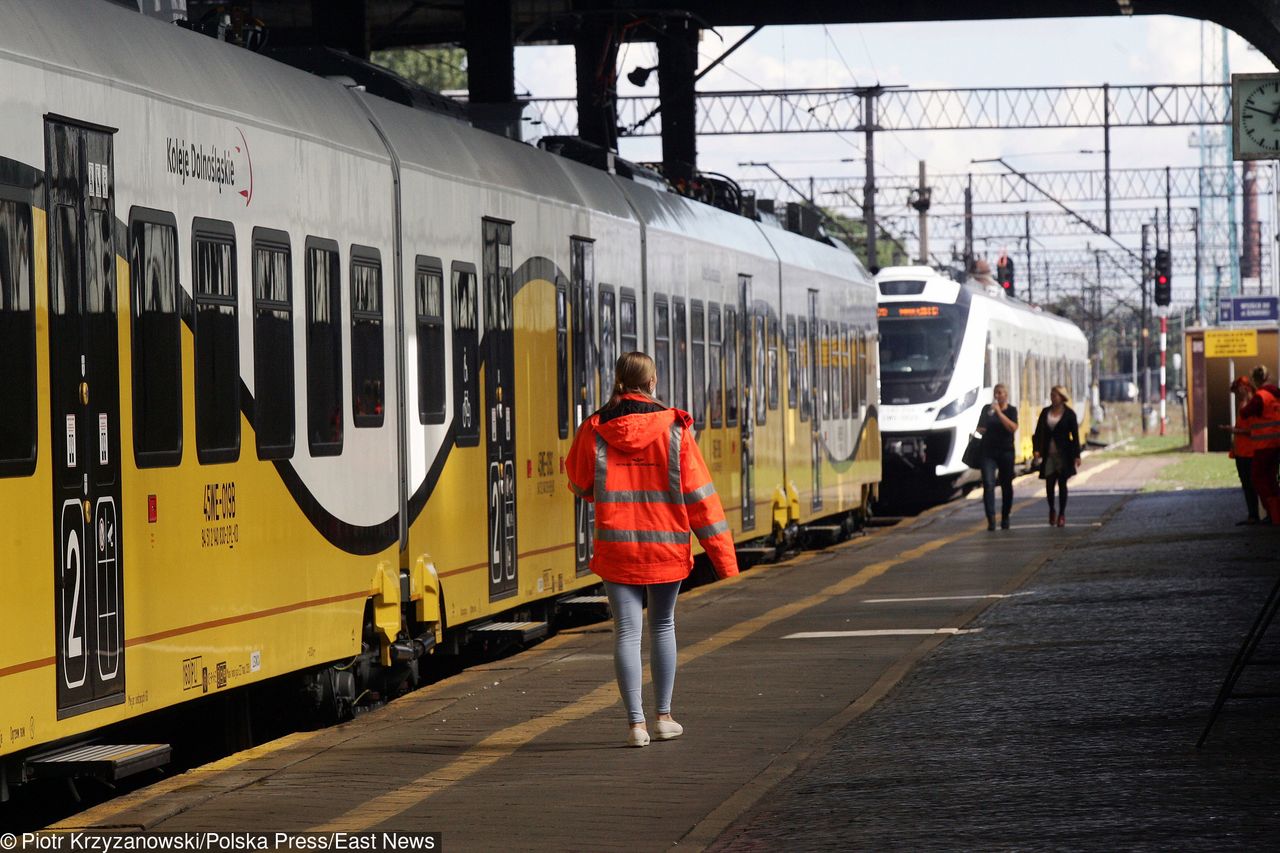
[1233,73,1280,160]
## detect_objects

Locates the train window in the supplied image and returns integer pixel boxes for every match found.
[351,248,384,428]
[822,322,833,420]
[724,306,738,427]
[620,287,638,352]
[754,310,766,426]
[570,238,595,425]
[654,294,671,404]
[983,333,993,387]
[842,324,852,420]
[691,300,706,428]
[127,209,181,469]
[252,228,295,460]
[857,329,868,410]
[0,195,36,476]
[556,279,569,439]
[785,315,797,410]
[305,237,343,457]
[673,297,688,412]
[828,323,839,420]
[599,285,617,396]
[193,219,240,464]
[451,262,480,447]
[851,327,860,416]
[416,256,447,426]
[798,317,810,422]
[708,303,723,428]
[767,313,779,411]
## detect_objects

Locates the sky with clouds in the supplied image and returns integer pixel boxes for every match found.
[510,14,1279,302]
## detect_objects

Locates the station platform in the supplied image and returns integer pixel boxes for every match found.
[53,456,1280,850]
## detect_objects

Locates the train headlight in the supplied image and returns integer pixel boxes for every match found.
[936,387,979,420]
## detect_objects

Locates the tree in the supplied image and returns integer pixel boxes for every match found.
[821,208,907,269]
[371,47,467,92]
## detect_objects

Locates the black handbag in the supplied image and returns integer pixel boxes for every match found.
[961,433,984,469]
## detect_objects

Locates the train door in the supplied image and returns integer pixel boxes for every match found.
[483,219,517,600]
[570,238,595,576]
[45,118,124,716]
[808,289,822,512]
[739,274,756,530]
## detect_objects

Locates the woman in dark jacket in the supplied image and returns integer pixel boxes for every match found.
[976,383,1018,531]
[1032,385,1083,527]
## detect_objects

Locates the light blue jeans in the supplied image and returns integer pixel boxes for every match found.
[603,580,682,725]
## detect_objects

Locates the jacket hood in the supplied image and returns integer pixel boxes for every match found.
[596,396,692,452]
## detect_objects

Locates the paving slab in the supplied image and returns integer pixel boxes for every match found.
[712,482,1280,852]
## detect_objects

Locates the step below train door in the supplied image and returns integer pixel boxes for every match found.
[45,117,124,716]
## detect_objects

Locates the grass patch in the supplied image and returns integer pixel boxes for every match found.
[1141,452,1240,492]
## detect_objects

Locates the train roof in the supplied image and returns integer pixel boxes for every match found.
[2,0,388,159]
[5,0,872,282]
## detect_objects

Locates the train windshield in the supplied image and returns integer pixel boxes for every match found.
[878,302,969,404]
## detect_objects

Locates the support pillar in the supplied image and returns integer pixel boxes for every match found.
[575,18,619,152]
[465,0,522,140]
[862,88,881,273]
[311,0,370,59]
[658,21,699,187]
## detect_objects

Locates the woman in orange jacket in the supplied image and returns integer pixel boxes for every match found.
[566,352,739,747]
[1223,375,1262,524]
[1240,365,1280,524]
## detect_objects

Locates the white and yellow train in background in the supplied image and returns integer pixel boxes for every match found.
[874,266,1089,507]
[0,0,879,794]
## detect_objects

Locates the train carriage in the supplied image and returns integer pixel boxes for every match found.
[0,0,878,795]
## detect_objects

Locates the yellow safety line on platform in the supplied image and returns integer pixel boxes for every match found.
[307,518,992,832]
[1071,458,1117,486]
[965,457,1118,500]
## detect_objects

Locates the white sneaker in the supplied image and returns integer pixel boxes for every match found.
[627,727,650,748]
[652,719,683,741]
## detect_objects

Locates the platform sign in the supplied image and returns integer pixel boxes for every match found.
[1204,329,1259,358]
[1219,295,1279,324]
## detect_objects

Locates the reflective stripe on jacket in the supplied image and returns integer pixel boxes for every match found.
[1250,387,1280,449]
[565,395,739,584]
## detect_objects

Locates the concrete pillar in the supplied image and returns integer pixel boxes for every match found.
[311,0,370,59]
[574,18,619,151]
[658,21,698,186]
[465,0,523,140]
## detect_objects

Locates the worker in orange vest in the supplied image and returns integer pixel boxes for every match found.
[1240,365,1280,524]
[566,351,738,747]
[1223,375,1262,524]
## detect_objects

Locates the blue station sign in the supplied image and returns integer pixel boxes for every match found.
[1219,295,1279,324]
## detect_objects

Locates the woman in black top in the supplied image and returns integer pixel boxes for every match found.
[1032,385,1083,527]
[976,383,1018,530]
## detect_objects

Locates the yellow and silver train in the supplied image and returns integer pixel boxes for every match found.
[0,0,879,793]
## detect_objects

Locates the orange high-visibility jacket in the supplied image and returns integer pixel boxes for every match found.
[565,395,739,584]
[1231,407,1258,459]
[1249,386,1280,449]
